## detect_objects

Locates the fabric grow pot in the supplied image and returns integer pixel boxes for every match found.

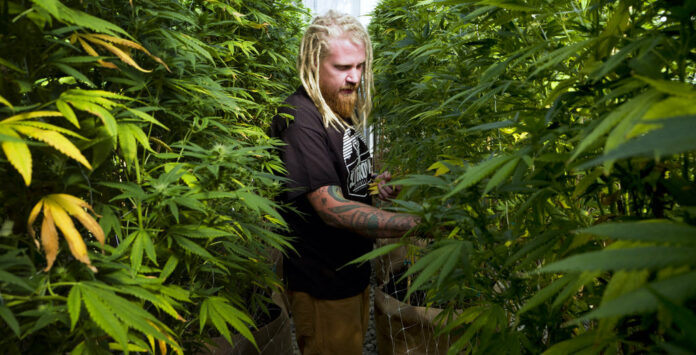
[200,301,293,355]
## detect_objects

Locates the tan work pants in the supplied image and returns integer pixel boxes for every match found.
[288,287,370,355]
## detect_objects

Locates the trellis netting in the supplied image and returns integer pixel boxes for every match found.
[373,239,453,355]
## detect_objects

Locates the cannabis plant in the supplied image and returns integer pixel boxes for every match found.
[0,0,306,352]
[369,0,696,353]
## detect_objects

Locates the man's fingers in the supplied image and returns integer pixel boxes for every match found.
[375,171,392,181]
[377,180,392,200]
[374,171,400,200]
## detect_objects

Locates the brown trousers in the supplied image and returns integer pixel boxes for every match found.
[288,287,370,355]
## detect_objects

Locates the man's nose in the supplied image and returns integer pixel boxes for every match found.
[346,69,361,85]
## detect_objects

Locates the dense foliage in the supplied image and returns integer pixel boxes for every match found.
[368,0,696,353]
[0,0,306,353]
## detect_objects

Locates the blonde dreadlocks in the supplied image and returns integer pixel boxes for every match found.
[297,10,373,131]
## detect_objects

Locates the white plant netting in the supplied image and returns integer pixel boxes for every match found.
[273,240,454,355]
[372,239,452,355]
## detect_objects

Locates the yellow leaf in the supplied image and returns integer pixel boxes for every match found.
[0,94,13,109]
[84,33,170,72]
[41,208,59,272]
[45,198,97,272]
[28,194,103,273]
[107,343,150,352]
[0,126,31,186]
[368,181,379,195]
[427,159,462,176]
[76,36,118,70]
[51,194,104,245]
[147,334,155,354]
[82,34,152,72]
[27,199,43,248]
[1,111,63,124]
[427,161,450,176]
[146,320,176,355]
[13,126,92,169]
[13,121,88,140]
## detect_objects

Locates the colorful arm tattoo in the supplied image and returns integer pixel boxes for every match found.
[307,185,419,239]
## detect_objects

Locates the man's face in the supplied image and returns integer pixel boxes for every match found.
[319,34,366,120]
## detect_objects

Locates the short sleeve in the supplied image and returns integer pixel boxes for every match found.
[282,114,341,201]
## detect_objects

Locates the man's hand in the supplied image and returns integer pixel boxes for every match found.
[373,171,402,201]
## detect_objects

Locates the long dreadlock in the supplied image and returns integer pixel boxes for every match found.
[297,10,373,131]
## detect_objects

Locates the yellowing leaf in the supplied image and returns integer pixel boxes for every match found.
[0,109,92,185]
[0,126,31,185]
[107,343,150,352]
[27,199,44,248]
[46,199,94,271]
[75,35,118,70]
[368,182,379,195]
[427,161,451,176]
[2,111,63,124]
[427,159,464,176]
[41,208,59,271]
[12,121,88,140]
[82,34,152,72]
[13,126,92,169]
[84,33,170,72]
[74,32,167,73]
[28,194,104,272]
[146,320,178,355]
[51,194,105,245]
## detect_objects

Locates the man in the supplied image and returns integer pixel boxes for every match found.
[270,10,420,355]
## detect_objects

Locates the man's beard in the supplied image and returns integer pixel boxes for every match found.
[322,85,358,121]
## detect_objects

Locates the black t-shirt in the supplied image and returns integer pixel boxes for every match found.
[270,86,373,300]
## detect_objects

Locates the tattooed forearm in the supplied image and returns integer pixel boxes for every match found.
[308,185,420,239]
[327,186,350,202]
[329,205,362,213]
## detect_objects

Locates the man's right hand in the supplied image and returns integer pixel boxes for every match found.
[373,171,402,201]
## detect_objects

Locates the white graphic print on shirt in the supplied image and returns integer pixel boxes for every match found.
[342,128,372,198]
